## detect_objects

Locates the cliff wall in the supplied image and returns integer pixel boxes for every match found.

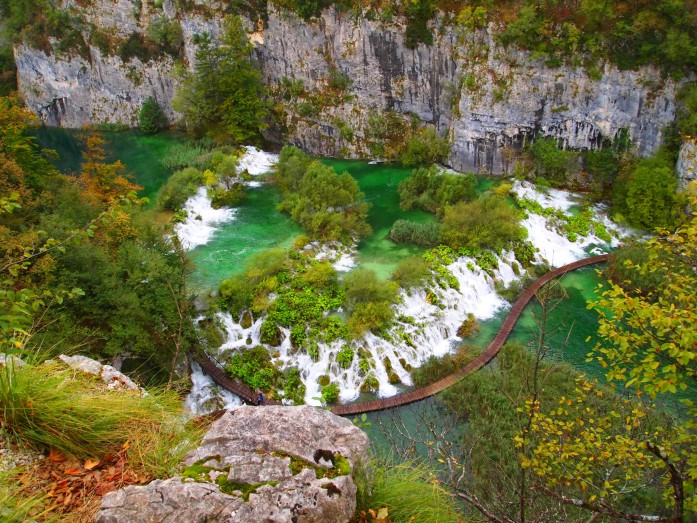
[14,2,683,173]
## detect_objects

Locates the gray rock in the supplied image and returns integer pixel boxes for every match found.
[96,406,369,523]
[58,354,142,391]
[0,354,26,368]
[677,139,697,188]
[96,477,244,523]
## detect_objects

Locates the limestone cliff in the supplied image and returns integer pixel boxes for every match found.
[14,2,685,173]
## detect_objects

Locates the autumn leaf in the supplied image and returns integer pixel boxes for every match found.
[84,458,100,471]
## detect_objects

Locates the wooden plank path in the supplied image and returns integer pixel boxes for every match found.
[193,254,610,414]
[191,352,281,405]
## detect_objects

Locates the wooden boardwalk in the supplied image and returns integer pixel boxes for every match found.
[193,254,610,414]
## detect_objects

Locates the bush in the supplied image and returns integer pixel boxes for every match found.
[209,184,245,208]
[155,167,203,211]
[613,155,682,231]
[343,269,399,337]
[139,97,167,134]
[391,256,431,290]
[321,382,340,404]
[146,17,183,57]
[119,32,153,63]
[530,137,578,187]
[398,165,475,215]
[225,346,280,392]
[219,274,255,316]
[276,151,372,242]
[441,196,526,252]
[411,345,478,386]
[400,127,451,167]
[388,220,441,247]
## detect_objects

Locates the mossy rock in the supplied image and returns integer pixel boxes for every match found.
[260,320,282,346]
[388,371,401,385]
[318,375,331,387]
[245,337,253,345]
[240,311,253,329]
[456,313,480,338]
[382,357,392,372]
[360,374,379,393]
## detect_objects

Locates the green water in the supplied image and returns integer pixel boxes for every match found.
[189,186,302,290]
[34,127,184,203]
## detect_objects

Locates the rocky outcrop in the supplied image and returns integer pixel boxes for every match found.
[58,354,143,392]
[14,3,685,173]
[96,405,370,523]
[677,139,697,188]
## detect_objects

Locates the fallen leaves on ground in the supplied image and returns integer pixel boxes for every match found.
[15,446,150,521]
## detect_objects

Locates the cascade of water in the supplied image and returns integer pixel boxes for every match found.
[184,361,243,415]
[174,187,236,251]
[183,153,631,410]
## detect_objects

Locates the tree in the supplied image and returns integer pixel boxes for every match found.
[173,15,268,142]
[79,134,141,205]
[138,97,167,134]
[522,182,697,521]
[275,151,371,242]
[613,156,682,230]
[440,196,526,252]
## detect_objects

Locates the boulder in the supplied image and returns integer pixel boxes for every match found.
[58,355,142,392]
[96,405,370,523]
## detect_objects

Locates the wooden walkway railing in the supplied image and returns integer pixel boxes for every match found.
[194,254,610,415]
[191,352,280,405]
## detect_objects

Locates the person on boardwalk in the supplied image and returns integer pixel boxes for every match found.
[256,390,264,406]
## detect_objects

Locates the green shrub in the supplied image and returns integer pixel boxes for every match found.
[404,0,435,49]
[612,155,682,231]
[388,219,441,247]
[343,269,399,338]
[530,137,578,187]
[391,256,431,290]
[219,274,255,316]
[155,167,203,211]
[441,196,526,252]
[119,32,153,63]
[328,68,352,90]
[225,346,280,392]
[398,165,475,215]
[209,184,245,209]
[146,17,183,57]
[411,345,478,386]
[283,368,306,404]
[276,150,371,241]
[139,97,167,134]
[321,382,340,404]
[400,127,451,167]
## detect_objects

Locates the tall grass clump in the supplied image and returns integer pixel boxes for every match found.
[356,459,463,523]
[0,362,202,476]
[160,140,215,171]
[0,474,57,523]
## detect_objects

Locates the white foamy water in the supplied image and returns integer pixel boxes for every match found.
[184,361,242,416]
[512,180,578,212]
[175,148,279,250]
[237,146,278,176]
[174,187,236,250]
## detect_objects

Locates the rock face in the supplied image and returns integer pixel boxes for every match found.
[677,139,697,188]
[13,4,685,173]
[95,405,370,523]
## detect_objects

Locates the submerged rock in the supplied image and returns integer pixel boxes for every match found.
[96,405,369,523]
